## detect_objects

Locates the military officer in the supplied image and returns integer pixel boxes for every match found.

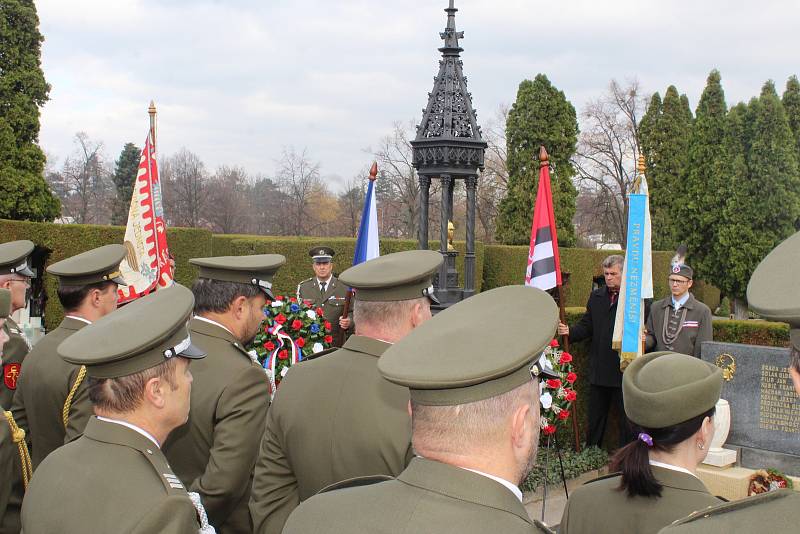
[296,246,352,346]
[11,244,127,469]
[250,250,443,534]
[645,263,713,358]
[21,284,210,534]
[163,254,283,534]
[0,240,35,407]
[282,285,559,534]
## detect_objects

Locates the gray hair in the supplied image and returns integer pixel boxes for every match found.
[353,297,427,331]
[602,255,624,269]
[192,278,262,314]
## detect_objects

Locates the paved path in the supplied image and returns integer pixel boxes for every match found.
[523,468,608,530]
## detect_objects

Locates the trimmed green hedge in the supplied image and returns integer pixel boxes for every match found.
[711,318,790,347]
[483,245,721,310]
[1,219,212,330]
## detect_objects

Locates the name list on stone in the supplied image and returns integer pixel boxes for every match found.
[759,364,800,434]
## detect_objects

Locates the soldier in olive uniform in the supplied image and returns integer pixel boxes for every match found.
[11,244,127,469]
[250,250,443,534]
[0,241,35,408]
[21,284,211,534]
[559,351,724,534]
[296,247,352,346]
[283,285,559,534]
[645,264,713,358]
[163,255,282,534]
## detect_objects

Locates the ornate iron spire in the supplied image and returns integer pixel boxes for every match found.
[439,0,463,54]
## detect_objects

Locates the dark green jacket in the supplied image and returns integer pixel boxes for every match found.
[645,294,713,358]
[283,457,553,533]
[296,276,352,345]
[1,319,29,407]
[0,405,24,534]
[11,317,92,469]
[250,335,412,534]
[21,417,200,534]
[559,466,723,534]
[163,318,270,534]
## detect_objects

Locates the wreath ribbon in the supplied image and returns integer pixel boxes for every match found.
[262,323,304,395]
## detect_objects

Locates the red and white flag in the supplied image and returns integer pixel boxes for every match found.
[524,149,562,290]
[117,127,173,304]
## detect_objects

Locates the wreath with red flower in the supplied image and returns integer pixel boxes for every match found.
[247,296,333,397]
[748,468,794,495]
[539,339,578,436]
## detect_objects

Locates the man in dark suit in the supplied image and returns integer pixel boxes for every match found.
[558,254,636,448]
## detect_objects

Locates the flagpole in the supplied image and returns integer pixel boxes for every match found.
[148,100,157,149]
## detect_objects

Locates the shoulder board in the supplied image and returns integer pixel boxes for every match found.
[304,347,337,361]
[299,278,314,285]
[532,518,555,534]
[667,489,795,527]
[582,471,622,486]
[318,475,393,494]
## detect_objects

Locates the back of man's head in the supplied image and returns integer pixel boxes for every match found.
[192,278,262,315]
[352,296,429,341]
[58,280,117,314]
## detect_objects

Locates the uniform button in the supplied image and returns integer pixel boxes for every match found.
[147,449,153,454]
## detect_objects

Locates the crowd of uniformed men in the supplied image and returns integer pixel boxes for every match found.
[0,236,799,533]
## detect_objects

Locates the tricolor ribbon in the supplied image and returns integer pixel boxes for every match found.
[262,323,304,399]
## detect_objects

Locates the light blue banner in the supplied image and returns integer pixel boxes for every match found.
[622,194,647,355]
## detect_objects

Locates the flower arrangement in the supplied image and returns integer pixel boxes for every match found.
[748,468,794,495]
[539,338,578,437]
[247,296,333,396]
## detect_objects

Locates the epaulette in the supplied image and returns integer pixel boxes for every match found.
[582,471,622,486]
[317,475,393,494]
[532,518,555,534]
[304,347,338,361]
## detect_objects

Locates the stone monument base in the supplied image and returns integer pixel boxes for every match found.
[697,465,800,501]
[702,448,737,468]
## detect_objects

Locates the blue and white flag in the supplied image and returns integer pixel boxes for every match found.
[353,163,380,265]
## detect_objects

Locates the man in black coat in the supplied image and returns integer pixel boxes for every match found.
[558,254,639,448]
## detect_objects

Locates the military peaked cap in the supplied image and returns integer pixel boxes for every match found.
[747,231,800,350]
[0,288,10,318]
[58,284,205,378]
[47,244,128,286]
[0,240,35,277]
[623,351,722,429]
[339,250,442,304]
[309,246,335,263]
[379,285,560,406]
[189,254,286,299]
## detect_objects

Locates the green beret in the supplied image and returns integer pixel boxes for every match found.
[670,263,693,280]
[623,351,722,428]
[747,231,800,350]
[0,288,10,319]
[0,240,35,277]
[309,246,335,263]
[58,284,206,379]
[189,254,286,299]
[378,285,560,406]
[339,250,442,303]
[47,244,128,286]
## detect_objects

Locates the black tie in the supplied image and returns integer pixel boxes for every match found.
[320,281,326,293]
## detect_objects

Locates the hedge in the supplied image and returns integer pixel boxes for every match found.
[1,219,212,330]
[483,245,721,310]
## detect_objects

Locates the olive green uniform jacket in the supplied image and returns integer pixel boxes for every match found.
[296,276,352,345]
[11,317,92,469]
[283,457,553,534]
[0,406,24,534]
[21,417,200,534]
[249,335,412,534]
[645,294,713,358]
[1,319,29,408]
[163,318,270,534]
[559,467,723,534]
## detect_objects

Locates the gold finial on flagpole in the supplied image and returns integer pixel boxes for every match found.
[538,146,549,168]
[148,100,157,149]
[368,161,378,181]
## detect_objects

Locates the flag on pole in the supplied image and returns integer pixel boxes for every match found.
[118,102,174,304]
[612,155,653,369]
[352,162,380,266]
[525,148,563,290]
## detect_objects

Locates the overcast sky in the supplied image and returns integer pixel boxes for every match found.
[36,0,799,191]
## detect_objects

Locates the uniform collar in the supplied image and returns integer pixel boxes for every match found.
[662,293,695,310]
[398,458,531,524]
[90,416,161,448]
[63,315,92,329]
[341,335,391,358]
[649,464,710,493]
[191,316,237,341]
[461,467,523,502]
[316,276,333,285]
[649,460,699,480]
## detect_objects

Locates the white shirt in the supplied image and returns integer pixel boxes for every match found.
[193,315,234,336]
[462,467,523,502]
[649,459,700,480]
[64,315,91,325]
[317,276,332,292]
[671,293,690,311]
[96,416,160,448]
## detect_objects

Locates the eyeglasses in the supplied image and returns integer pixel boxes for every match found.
[668,278,688,285]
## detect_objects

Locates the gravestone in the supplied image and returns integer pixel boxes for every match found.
[701,341,800,476]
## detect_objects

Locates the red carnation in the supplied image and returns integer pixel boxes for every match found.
[324,321,332,331]
[543,425,557,435]
[264,341,275,351]
[296,337,306,348]
[566,372,577,384]
[289,297,297,303]
[291,319,303,331]
[549,339,559,348]
[277,349,289,361]
[559,352,573,364]
[565,389,577,402]
[275,314,287,325]
[304,299,312,306]
[546,379,562,390]
[558,410,570,421]
[265,300,272,306]
[324,335,333,344]
[316,307,324,316]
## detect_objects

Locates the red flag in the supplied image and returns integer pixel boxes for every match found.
[117,129,174,304]
[525,147,562,290]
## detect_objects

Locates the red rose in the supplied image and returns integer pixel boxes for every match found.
[265,300,272,306]
[274,314,286,325]
[559,352,573,364]
[566,372,577,384]
[304,299,312,306]
[277,349,288,361]
[264,341,275,351]
[543,425,557,435]
[546,379,562,390]
[291,319,303,330]
[324,321,332,331]
[275,295,283,301]
[565,389,577,402]
[289,297,297,303]
[558,410,570,421]
[316,307,324,316]
[296,337,306,348]
[549,339,559,348]
[324,335,333,344]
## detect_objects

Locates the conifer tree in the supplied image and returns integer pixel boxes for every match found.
[0,0,60,221]
[495,74,578,246]
[110,143,141,226]
[782,75,800,161]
